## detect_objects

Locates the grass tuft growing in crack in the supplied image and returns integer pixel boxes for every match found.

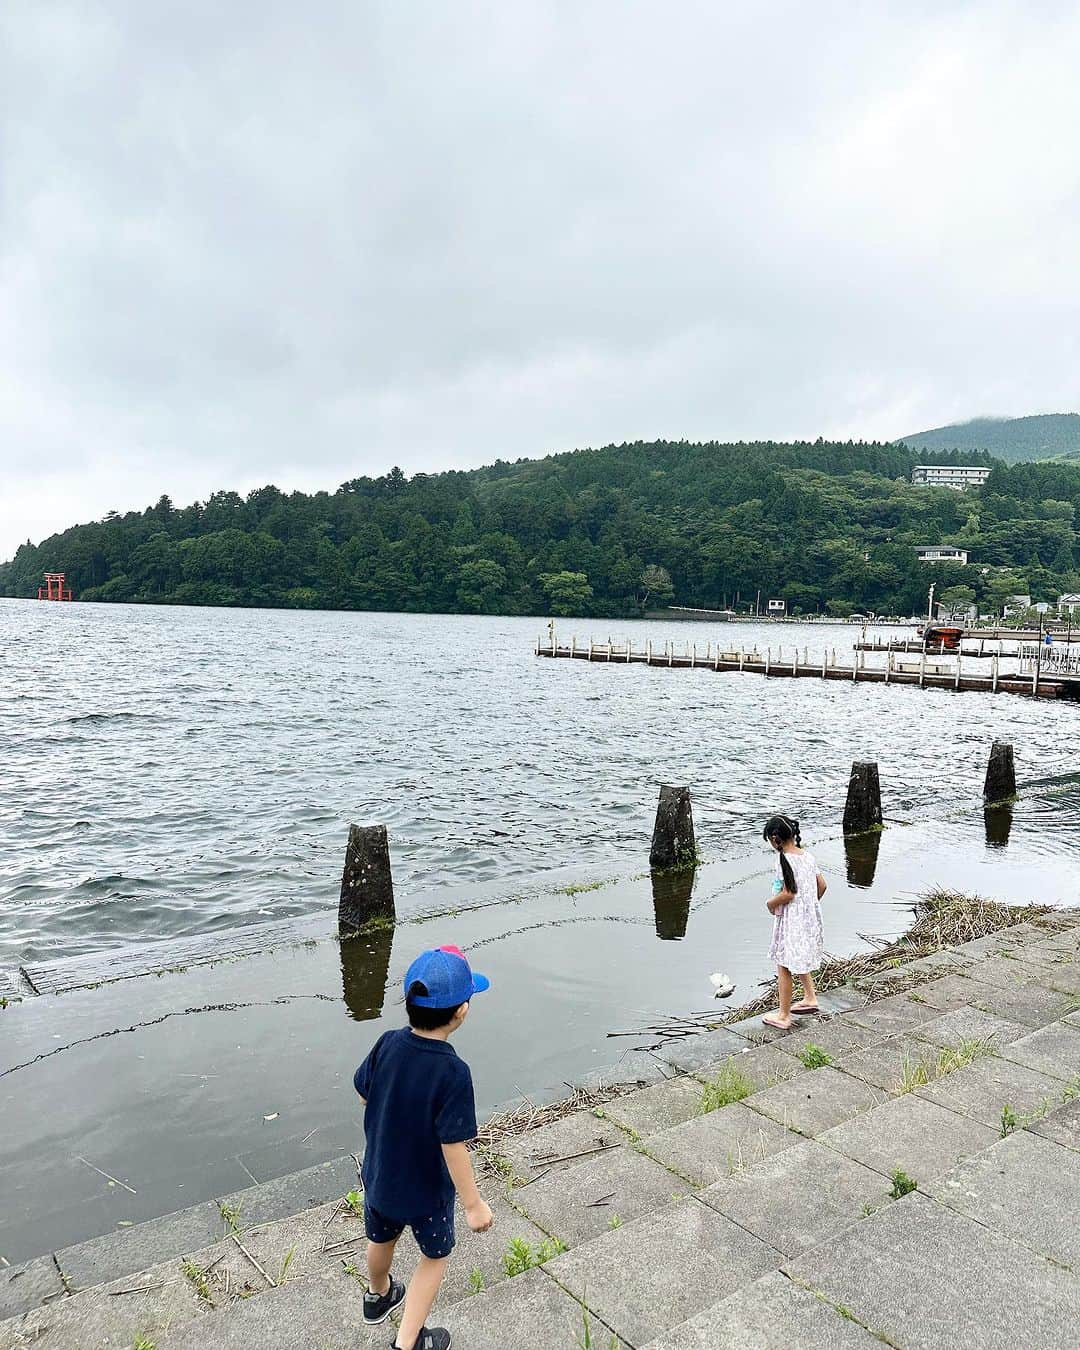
[700,1061,753,1113]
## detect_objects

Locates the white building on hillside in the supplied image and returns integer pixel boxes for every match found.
[1058,593,1080,615]
[911,464,991,490]
[915,546,969,566]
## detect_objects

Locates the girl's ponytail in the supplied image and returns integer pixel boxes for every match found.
[762,814,799,893]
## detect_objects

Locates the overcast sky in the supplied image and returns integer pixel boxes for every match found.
[3,1,1080,561]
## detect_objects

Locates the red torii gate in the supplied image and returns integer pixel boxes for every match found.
[37,572,73,601]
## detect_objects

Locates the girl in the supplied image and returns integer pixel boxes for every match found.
[762,815,826,1030]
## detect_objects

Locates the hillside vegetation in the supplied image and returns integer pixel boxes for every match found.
[902,413,1080,465]
[4,439,1080,618]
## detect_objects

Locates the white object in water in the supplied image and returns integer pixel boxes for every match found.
[709,972,736,999]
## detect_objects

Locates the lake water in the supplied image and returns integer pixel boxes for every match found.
[3,598,1080,973]
[4,598,1080,1263]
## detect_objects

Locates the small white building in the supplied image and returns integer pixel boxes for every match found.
[911,465,991,490]
[1058,593,1080,615]
[915,546,969,566]
[767,598,787,615]
[1003,595,1032,618]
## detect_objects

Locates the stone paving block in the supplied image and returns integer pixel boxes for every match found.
[915,1054,1065,1130]
[1028,959,1080,996]
[771,1017,882,1061]
[697,1140,887,1257]
[949,923,1046,958]
[721,1015,792,1045]
[962,953,1057,990]
[55,1200,224,1292]
[927,1130,1080,1268]
[904,971,980,1012]
[576,1049,675,1092]
[962,977,1078,1030]
[694,1043,807,1092]
[642,1103,800,1187]
[159,1265,371,1350]
[602,1076,705,1137]
[1,1257,207,1350]
[844,992,942,1038]
[1028,1096,1080,1151]
[447,1268,631,1350]
[819,1092,999,1186]
[498,1112,626,1184]
[547,1195,782,1346]
[0,1255,65,1320]
[746,1067,884,1137]
[653,1026,752,1072]
[641,1270,882,1348]
[912,1005,1029,1051]
[834,1033,942,1094]
[218,1154,360,1228]
[1001,1019,1080,1081]
[513,1143,689,1247]
[786,1192,1080,1350]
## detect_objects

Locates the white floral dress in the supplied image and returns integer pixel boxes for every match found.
[768,850,824,974]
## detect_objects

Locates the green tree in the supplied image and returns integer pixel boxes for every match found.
[639,564,674,609]
[539,571,593,616]
[456,559,507,612]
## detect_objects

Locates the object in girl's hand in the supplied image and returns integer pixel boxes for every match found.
[771,877,783,896]
[709,971,736,998]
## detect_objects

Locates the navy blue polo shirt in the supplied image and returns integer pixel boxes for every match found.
[354,1027,478,1220]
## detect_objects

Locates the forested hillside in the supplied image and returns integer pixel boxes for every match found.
[902,414,1080,465]
[4,439,1080,617]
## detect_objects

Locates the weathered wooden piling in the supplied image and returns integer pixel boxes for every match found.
[649,785,696,869]
[842,761,883,835]
[339,824,395,931]
[983,741,1017,805]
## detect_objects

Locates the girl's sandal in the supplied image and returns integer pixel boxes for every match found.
[762,1015,792,1030]
[791,1004,821,1015]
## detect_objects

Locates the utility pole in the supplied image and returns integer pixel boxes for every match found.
[927,582,936,620]
[755,588,761,617]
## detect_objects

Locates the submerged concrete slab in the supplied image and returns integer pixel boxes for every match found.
[927,1130,1080,1268]
[55,1201,224,1292]
[915,1054,1064,1130]
[575,1049,675,1092]
[642,1103,800,1187]
[652,1026,752,1073]
[746,1067,883,1137]
[217,1154,359,1228]
[602,1076,704,1137]
[1028,1097,1080,1151]
[819,1092,999,1186]
[643,1270,882,1348]
[547,1196,782,1347]
[0,1255,64,1320]
[785,1192,1080,1350]
[513,1143,689,1247]
[697,1140,887,1257]
[1001,1020,1080,1081]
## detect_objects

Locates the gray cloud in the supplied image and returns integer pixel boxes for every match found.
[3,0,1080,559]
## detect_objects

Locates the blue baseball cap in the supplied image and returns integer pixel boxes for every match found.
[404,944,491,1009]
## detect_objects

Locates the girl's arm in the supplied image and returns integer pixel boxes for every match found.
[816,872,827,899]
[767,888,795,914]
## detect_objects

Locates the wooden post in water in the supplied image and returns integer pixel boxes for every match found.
[843,762,883,835]
[649,785,696,869]
[984,742,1016,804]
[339,824,395,931]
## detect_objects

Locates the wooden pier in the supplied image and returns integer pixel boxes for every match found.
[535,636,1080,700]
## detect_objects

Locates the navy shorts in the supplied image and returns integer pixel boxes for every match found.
[365,1199,456,1259]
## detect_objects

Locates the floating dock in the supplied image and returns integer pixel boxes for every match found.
[535,636,1080,700]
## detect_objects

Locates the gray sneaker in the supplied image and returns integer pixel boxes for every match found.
[392,1329,451,1350]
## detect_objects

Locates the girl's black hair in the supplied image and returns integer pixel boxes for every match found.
[763,814,801,893]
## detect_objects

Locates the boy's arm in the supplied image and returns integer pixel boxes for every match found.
[442,1142,493,1232]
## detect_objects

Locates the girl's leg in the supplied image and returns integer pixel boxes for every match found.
[777,965,793,1019]
[395,1255,450,1349]
[366,1236,398,1296]
[793,971,819,1011]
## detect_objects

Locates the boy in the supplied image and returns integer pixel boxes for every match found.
[354,944,493,1350]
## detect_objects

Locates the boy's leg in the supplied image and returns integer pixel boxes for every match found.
[366,1236,398,1296]
[394,1255,450,1350]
